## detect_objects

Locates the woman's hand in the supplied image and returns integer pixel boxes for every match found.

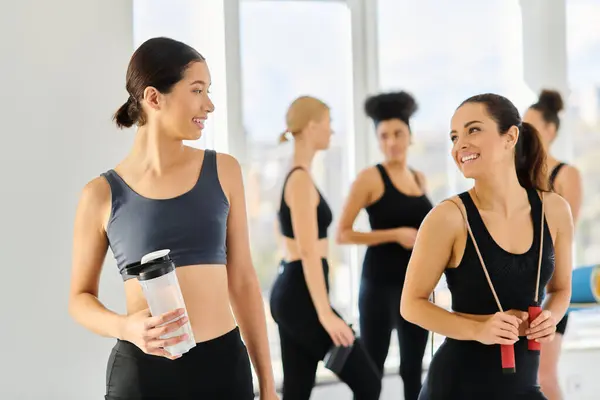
[395,227,418,249]
[319,311,355,347]
[526,310,556,343]
[120,308,190,359]
[474,312,523,345]
[505,309,529,336]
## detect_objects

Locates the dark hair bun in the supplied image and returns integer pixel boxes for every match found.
[364,91,418,124]
[538,89,564,114]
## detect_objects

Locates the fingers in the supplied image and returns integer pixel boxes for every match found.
[529,310,552,330]
[339,325,355,347]
[527,321,556,340]
[146,333,190,352]
[144,308,186,330]
[534,332,556,343]
[493,325,519,342]
[497,313,521,330]
[146,315,189,339]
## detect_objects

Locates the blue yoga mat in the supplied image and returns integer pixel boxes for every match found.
[571,264,600,304]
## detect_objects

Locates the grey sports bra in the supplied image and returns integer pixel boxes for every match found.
[101,149,229,280]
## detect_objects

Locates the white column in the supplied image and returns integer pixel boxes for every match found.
[223,0,246,163]
[520,0,571,160]
[347,0,381,174]
[0,1,134,398]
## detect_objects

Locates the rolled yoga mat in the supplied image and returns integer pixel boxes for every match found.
[567,264,600,312]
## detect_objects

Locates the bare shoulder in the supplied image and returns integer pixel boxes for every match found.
[80,175,111,209]
[559,164,582,181]
[543,191,573,228]
[354,165,381,188]
[76,175,112,230]
[213,152,243,203]
[424,195,465,231]
[215,151,241,175]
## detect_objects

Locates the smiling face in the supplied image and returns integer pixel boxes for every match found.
[376,118,410,161]
[144,61,215,141]
[450,102,518,180]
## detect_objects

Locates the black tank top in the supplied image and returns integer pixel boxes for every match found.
[362,164,433,284]
[278,167,333,239]
[549,162,566,191]
[445,189,555,315]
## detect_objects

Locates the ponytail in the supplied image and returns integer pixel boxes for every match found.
[113,96,142,129]
[515,122,548,191]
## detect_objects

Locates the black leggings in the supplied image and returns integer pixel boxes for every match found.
[270,259,382,400]
[105,327,254,399]
[359,278,429,400]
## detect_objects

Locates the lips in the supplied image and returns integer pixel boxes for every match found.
[459,152,480,164]
[192,117,206,129]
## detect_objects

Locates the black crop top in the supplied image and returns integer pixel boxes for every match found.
[278,167,333,239]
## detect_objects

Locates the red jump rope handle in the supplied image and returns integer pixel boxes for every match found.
[528,305,543,351]
[501,344,516,374]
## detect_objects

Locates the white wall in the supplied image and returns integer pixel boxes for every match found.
[0,1,133,398]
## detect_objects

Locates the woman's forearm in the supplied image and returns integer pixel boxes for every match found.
[301,253,333,319]
[543,288,571,323]
[68,292,126,339]
[338,228,397,246]
[229,274,276,392]
[401,298,481,341]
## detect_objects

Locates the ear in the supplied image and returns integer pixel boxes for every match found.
[143,86,162,111]
[505,125,519,150]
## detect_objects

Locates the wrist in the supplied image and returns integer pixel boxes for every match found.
[317,308,334,322]
[114,314,128,341]
[466,319,482,342]
[259,377,276,393]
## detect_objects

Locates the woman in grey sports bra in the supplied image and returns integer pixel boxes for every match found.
[68,37,277,400]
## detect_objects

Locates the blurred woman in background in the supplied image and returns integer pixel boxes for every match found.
[525,89,583,400]
[269,96,381,400]
[337,91,431,400]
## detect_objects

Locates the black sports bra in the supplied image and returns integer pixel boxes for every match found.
[278,167,333,239]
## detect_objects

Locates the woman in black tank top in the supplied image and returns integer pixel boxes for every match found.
[269,96,381,399]
[401,93,573,399]
[337,91,431,400]
[525,89,583,400]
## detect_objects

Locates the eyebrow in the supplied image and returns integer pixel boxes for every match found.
[449,120,483,135]
[190,80,208,86]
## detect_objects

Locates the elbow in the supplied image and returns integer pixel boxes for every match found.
[68,293,81,321]
[335,228,352,245]
[400,296,417,324]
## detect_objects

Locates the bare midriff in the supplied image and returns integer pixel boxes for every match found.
[123,264,236,343]
[280,237,329,262]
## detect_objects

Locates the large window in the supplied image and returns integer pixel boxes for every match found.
[239,0,355,383]
[378,0,533,202]
[567,0,600,267]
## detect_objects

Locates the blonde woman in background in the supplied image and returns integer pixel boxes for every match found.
[269,96,381,400]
